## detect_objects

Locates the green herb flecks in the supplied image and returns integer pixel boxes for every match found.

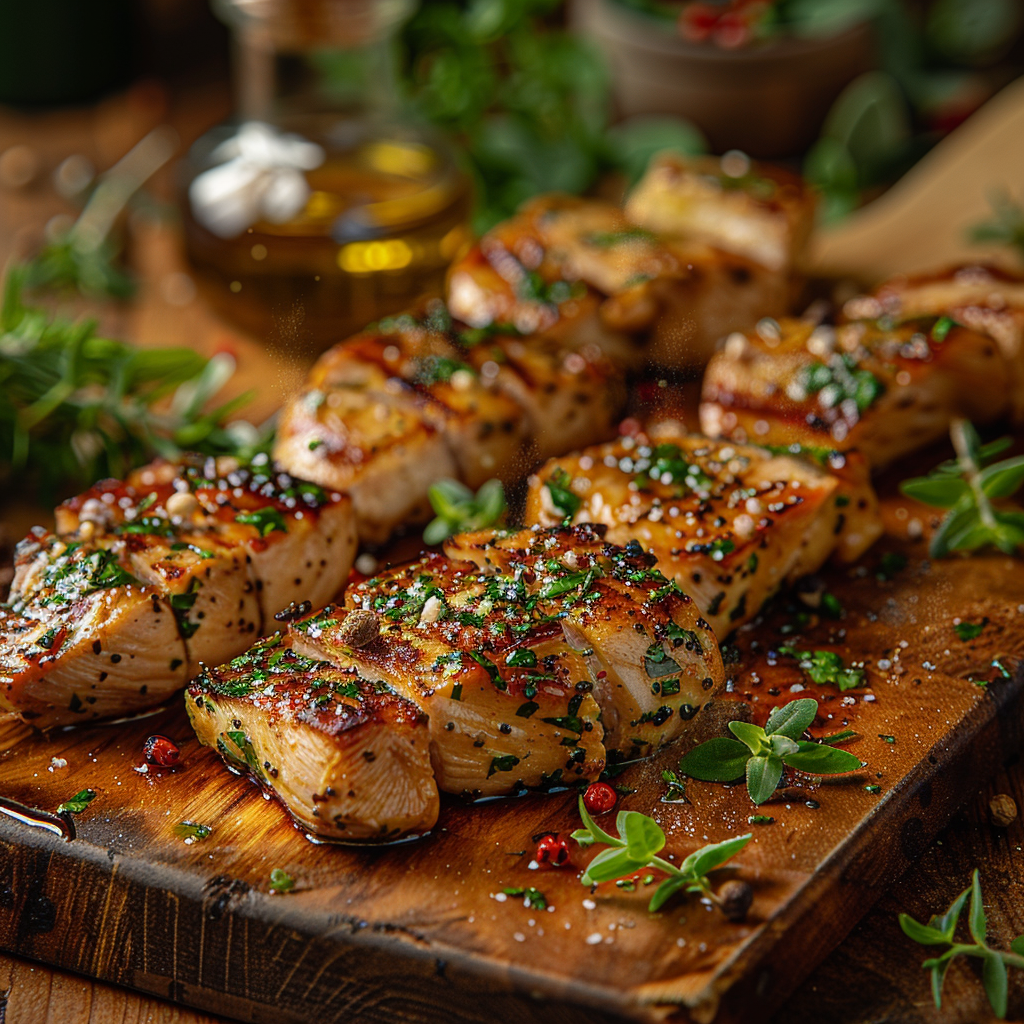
[502,886,547,910]
[677,698,863,805]
[423,478,505,545]
[899,869,1024,1018]
[901,421,1024,558]
[661,769,688,804]
[777,646,867,692]
[571,797,752,913]
[57,788,96,815]
[269,868,296,893]
[234,506,288,538]
[169,578,203,641]
[634,444,713,495]
[798,352,884,415]
[173,820,212,843]
[544,468,581,519]
[955,618,988,641]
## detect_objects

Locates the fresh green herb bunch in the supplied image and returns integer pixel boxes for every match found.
[23,234,134,300]
[423,478,506,545]
[900,869,1024,1018]
[900,420,1024,558]
[572,796,752,913]
[396,0,705,231]
[677,698,863,804]
[0,270,271,502]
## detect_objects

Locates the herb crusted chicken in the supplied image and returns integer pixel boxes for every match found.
[188,526,725,841]
[0,455,356,732]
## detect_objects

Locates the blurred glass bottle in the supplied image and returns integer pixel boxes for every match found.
[182,0,472,352]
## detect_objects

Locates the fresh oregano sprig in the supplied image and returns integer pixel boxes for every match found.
[677,698,863,804]
[571,795,752,913]
[423,478,505,545]
[900,869,1024,1018]
[900,420,1024,558]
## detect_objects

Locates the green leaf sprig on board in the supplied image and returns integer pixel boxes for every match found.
[0,269,273,503]
[571,795,752,913]
[899,869,1024,1018]
[900,420,1024,558]
[776,645,866,691]
[423,478,506,545]
[677,698,863,804]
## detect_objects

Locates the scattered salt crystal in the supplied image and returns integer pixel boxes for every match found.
[586,932,603,945]
[582,899,596,910]
[513,932,525,943]
[48,757,67,772]
[494,892,508,902]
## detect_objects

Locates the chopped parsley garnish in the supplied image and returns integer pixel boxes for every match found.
[634,444,713,494]
[488,754,521,777]
[778,646,867,692]
[269,868,296,893]
[955,619,988,641]
[173,821,212,843]
[169,578,202,641]
[798,353,884,414]
[544,468,581,519]
[502,886,547,910]
[57,788,96,815]
[235,506,287,537]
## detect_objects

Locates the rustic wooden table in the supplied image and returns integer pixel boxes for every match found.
[1,85,1024,1024]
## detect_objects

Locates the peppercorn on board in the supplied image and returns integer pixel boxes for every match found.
[1,479,1022,1024]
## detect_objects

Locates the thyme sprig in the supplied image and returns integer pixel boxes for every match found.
[571,796,751,912]
[677,698,863,804]
[900,420,1024,558]
[900,869,1024,1018]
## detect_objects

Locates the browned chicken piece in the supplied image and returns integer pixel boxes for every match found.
[461,329,626,463]
[446,194,657,366]
[523,429,880,638]
[333,524,722,792]
[623,154,816,369]
[0,456,356,733]
[55,454,357,626]
[844,264,1024,422]
[624,153,816,276]
[699,315,1010,470]
[187,625,439,842]
[274,301,625,543]
[1,530,189,728]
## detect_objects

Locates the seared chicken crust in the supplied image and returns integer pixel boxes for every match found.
[1,455,356,731]
[700,315,1010,469]
[187,624,439,842]
[191,526,725,838]
[524,429,880,638]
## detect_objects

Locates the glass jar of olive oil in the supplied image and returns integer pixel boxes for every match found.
[182,0,472,353]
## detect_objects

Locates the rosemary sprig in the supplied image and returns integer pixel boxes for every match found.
[900,420,1024,558]
[677,698,863,804]
[0,269,272,502]
[571,796,752,914]
[423,478,505,545]
[900,869,1024,1018]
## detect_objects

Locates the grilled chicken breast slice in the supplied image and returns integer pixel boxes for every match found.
[524,430,880,637]
[845,264,1024,422]
[438,525,724,755]
[274,343,458,544]
[56,454,357,627]
[700,316,1010,469]
[462,331,626,462]
[1,530,189,729]
[187,628,438,842]
[624,153,815,275]
[325,585,606,797]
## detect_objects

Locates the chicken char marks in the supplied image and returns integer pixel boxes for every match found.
[700,314,1011,470]
[1,454,356,730]
[274,301,625,544]
[525,428,881,639]
[190,526,724,840]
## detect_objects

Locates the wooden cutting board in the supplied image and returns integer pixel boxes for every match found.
[1,474,1023,1024]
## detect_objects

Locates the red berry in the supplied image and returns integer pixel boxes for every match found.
[583,782,617,815]
[536,834,570,867]
[143,734,180,767]
[714,12,751,48]
[680,2,720,41]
